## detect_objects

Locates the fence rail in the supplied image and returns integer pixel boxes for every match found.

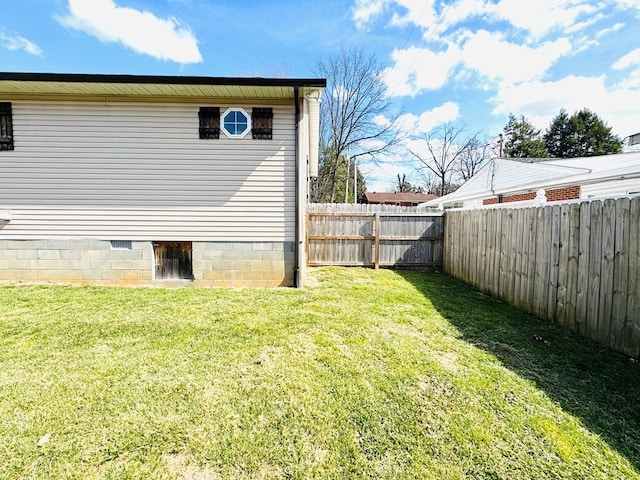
[444,197,640,358]
[306,204,444,269]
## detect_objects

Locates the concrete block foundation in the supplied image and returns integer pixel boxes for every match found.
[0,240,295,287]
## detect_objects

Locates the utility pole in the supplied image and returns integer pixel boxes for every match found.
[344,154,350,203]
[353,156,357,204]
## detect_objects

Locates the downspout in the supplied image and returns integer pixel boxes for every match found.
[294,84,301,288]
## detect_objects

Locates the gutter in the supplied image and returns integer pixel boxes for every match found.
[0,71,326,89]
[294,84,301,288]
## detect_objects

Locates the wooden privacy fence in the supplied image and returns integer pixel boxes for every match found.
[445,197,640,358]
[306,204,444,268]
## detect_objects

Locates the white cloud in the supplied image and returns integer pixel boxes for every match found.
[596,22,624,38]
[381,0,600,40]
[421,102,460,129]
[0,32,42,56]
[615,69,640,90]
[352,0,391,28]
[389,0,488,44]
[58,0,202,64]
[389,0,437,29]
[460,30,572,85]
[487,0,597,38]
[563,12,604,35]
[612,0,640,9]
[491,75,640,137]
[613,48,640,70]
[383,44,461,96]
[398,102,460,134]
[384,29,572,97]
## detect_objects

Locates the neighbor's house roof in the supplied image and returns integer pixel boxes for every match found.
[364,192,437,204]
[422,152,640,208]
[0,72,326,98]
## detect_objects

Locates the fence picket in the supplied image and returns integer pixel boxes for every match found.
[626,198,640,358]
[586,201,603,342]
[565,202,580,333]
[556,204,570,326]
[576,202,591,336]
[612,198,630,351]
[599,199,616,345]
[547,205,561,322]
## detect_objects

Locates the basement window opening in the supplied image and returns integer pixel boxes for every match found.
[153,242,194,280]
[111,240,132,250]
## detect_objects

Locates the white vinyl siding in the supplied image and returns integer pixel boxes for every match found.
[0,98,295,241]
[581,178,640,199]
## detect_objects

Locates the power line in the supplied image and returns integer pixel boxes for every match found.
[387,1,453,98]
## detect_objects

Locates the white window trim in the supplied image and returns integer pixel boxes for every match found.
[221,107,251,139]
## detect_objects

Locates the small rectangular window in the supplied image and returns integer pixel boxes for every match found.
[111,240,132,250]
[199,107,220,139]
[153,242,193,280]
[0,102,14,151]
[252,107,273,140]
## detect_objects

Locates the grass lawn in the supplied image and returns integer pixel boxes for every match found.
[1,267,639,479]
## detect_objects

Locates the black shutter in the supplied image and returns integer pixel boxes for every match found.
[0,102,14,151]
[199,107,220,139]
[252,107,273,140]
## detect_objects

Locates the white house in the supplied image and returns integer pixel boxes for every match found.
[422,152,640,209]
[0,72,325,287]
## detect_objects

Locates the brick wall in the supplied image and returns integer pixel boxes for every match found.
[546,186,581,202]
[482,186,581,205]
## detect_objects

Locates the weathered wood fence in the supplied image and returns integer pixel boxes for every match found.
[306,204,444,268]
[445,197,640,358]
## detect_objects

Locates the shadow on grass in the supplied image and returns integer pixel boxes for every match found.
[398,270,640,470]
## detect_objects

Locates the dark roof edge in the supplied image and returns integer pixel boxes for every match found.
[0,72,326,88]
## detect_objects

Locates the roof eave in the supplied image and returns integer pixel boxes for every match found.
[0,72,326,88]
[0,72,326,99]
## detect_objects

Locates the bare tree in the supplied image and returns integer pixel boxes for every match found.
[409,121,476,197]
[395,174,423,193]
[457,135,494,181]
[312,48,403,202]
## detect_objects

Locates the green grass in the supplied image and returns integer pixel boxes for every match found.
[1,267,639,479]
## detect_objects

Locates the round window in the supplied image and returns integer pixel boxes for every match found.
[221,108,251,138]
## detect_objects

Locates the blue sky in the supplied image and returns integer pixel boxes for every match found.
[1,0,639,191]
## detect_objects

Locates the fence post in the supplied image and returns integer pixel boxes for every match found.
[305,211,310,267]
[374,212,380,269]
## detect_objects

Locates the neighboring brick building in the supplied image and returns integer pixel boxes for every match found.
[422,154,640,209]
[482,186,581,205]
[363,192,437,206]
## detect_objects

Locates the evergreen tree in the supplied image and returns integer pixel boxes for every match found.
[544,108,623,158]
[311,147,366,203]
[503,114,550,159]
